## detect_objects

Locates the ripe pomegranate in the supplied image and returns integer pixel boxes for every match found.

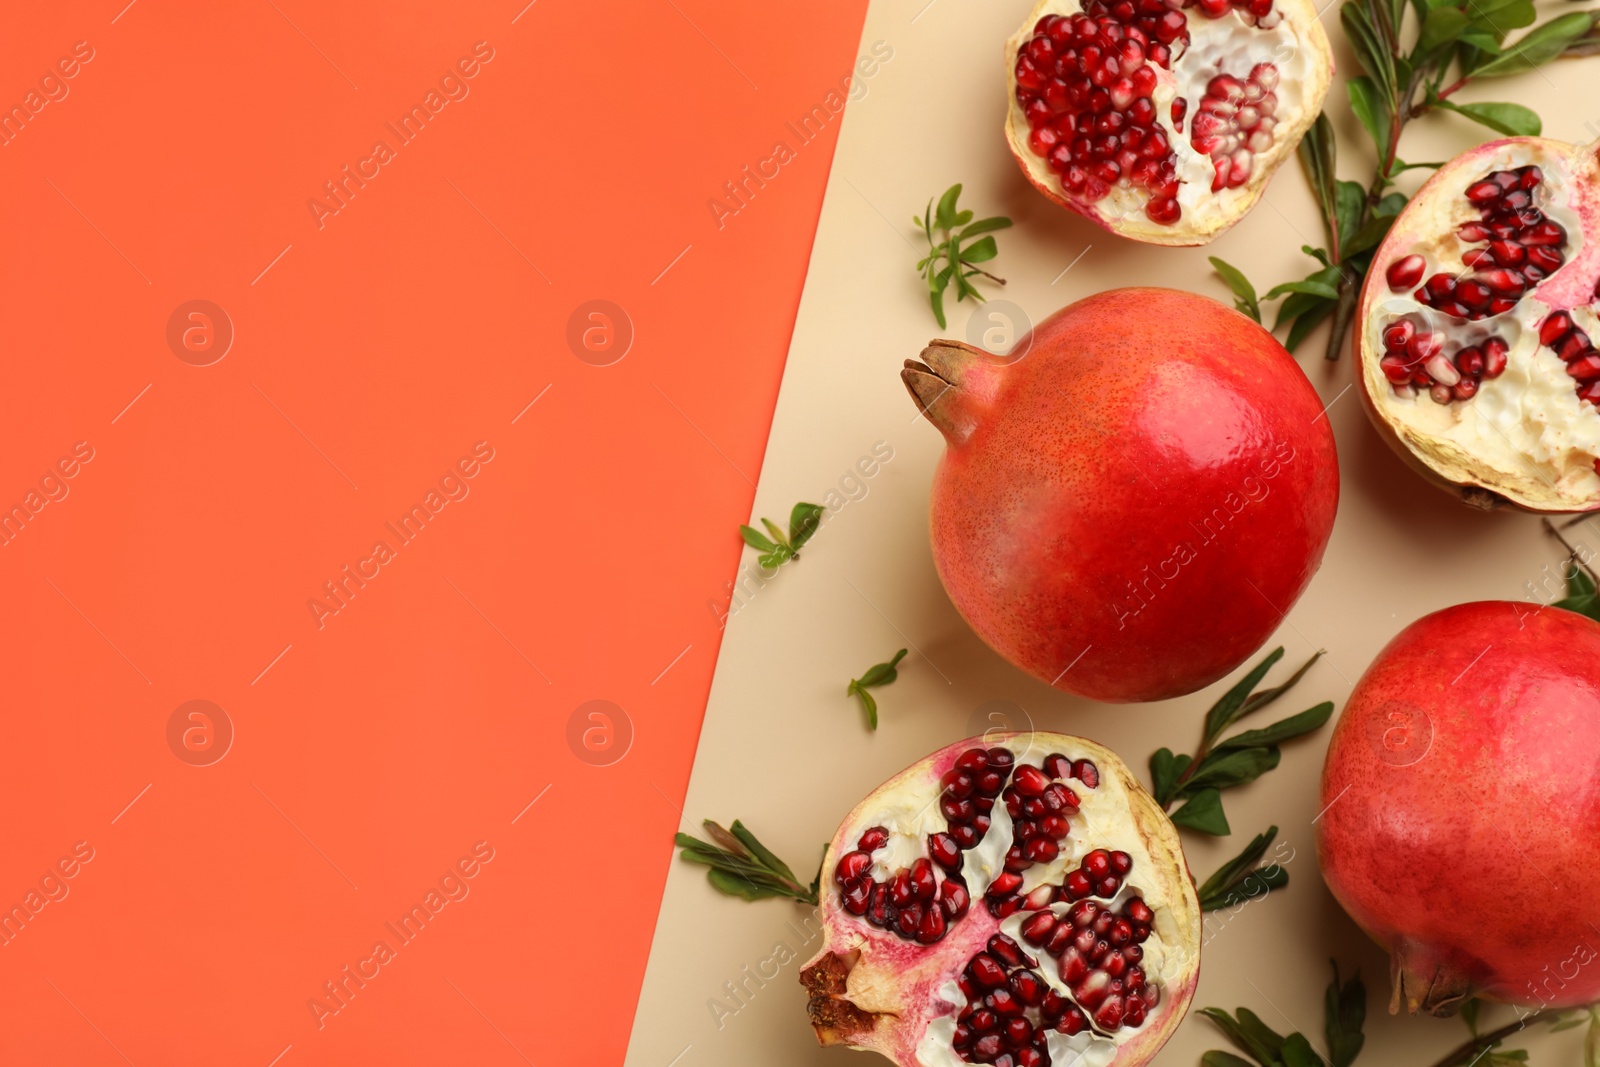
[1357,137,1600,511]
[801,733,1200,1067]
[1317,602,1600,1015]
[903,288,1338,702]
[1004,0,1332,245]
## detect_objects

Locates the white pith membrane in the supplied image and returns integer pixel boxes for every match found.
[1358,138,1600,511]
[801,733,1200,1067]
[1003,0,1332,246]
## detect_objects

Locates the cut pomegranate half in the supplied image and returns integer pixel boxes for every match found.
[1004,0,1332,245]
[801,733,1200,1067]
[1357,137,1600,511]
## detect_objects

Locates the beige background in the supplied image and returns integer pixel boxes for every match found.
[625,0,1596,1064]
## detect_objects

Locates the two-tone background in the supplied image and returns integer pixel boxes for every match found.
[2,1,1592,1065]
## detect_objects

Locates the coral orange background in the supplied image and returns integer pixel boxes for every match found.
[0,2,866,1063]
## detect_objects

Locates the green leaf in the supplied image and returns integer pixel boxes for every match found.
[1465,0,1536,38]
[1437,99,1542,136]
[1461,998,1481,1036]
[1203,647,1285,744]
[1471,11,1599,76]
[1284,299,1339,353]
[789,502,825,549]
[1200,1007,1288,1065]
[1200,1054,1259,1067]
[959,216,1013,239]
[935,184,962,230]
[963,235,999,264]
[1334,181,1365,255]
[850,683,878,730]
[677,821,820,904]
[1181,746,1282,794]
[1341,4,1396,97]
[761,517,788,548]
[1280,1033,1322,1067]
[739,524,776,552]
[1297,113,1340,238]
[1210,257,1262,322]
[757,549,790,570]
[1264,277,1341,302]
[1417,7,1472,56]
[1149,748,1193,806]
[1346,76,1392,157]
[1326,961,1367,1067]
[1171,789,1231,835]
[1273,289,1337,334]
[855,648,908,689]
[1343,214,1397,259]
[731,819,799,883]
[1214,702,1335,753]
[1197,826,1277,900]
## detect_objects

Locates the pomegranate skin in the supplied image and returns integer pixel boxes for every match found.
[1317,601,1600,1015]
[905,288,1338,702]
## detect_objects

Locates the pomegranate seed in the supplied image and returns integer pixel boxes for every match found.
[1488,298,1518,315]
[972,1034,1004,1059]
[1024,838,1060,863]
[1542,312,1574,346]
[1466,179,1501,203]
[1021,912,1057,943]
[970,953,1007,988]
[1488,239,1525,266]
[989,872,1024,897]
[1386,254,1425,291]
[1408,331,1444,362]
[1456,347,1484,376]
[941,795,975,821]
[896,903,921,937]
[1072,760,1099,787]
[949,823,978,849]
[916,904,946,943]
[929,832,962,869]
[1559,334,1591,362]
[1012,764,1050,796]
[1458,222,1489,242]
[1110,850,1133,874]
[1483,337,1509,377]
[989,934,1029,968]
[1380,355,1412,384]
[1452,379,1479,401]
[836,850,872,883]
[1042,753,1072,778]
[1083,849,1112,879]
[1125,898,1153,924]
[1568,355,1600,381]
[841,879,870,914]
[1528,245,1564,272]
[1064,870,1092,898]
[956,749,988,771]
[940,877,971,919]
[1057,1007,1088,1035]
[1383,319,1415,351]
[858,826,889,851]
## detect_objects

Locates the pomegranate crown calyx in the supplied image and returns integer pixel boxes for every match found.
[902,339,1006,444]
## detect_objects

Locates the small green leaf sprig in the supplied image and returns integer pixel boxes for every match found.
[1545,518,1600,622]
[1151,647,1332,836]
[675,820,824,905]
[1211,1,1600,361]
[739,502,825,570]
[1200,962,1366,1067]
[914,184,1012,328]
[847,649,907,730]
[1149,647,1333,913]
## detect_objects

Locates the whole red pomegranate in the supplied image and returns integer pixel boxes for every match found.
[903,288,1338,702]
[1356,137,1600,511]
[801,732,1200,1067]
[1005,0,1332,244]
[1318,601,1600,1014]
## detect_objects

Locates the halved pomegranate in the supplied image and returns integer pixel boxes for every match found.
[1357,136,1600,511]
[801,733,1200,1067]
[1004,0,1332,244]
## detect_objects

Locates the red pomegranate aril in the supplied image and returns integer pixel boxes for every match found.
[897,904,922,938]
[859,826,890,851]
[1383,319,1415,350]
[1542,312,1573,345]
[1567,355,1600,381]
[1560,334,1592,362]
[1456,347,1484,376]
[929,832,963,870]
[970,953,1007,988]
[917,905,947,944]
[1064,870,1092,898]
[842,879,871,914]
[1011,765,1050,796]
[989,933,1031,968]
[836,850,873,884]
[1483,337,1509,377]
[1527,245,1564,272]
[1408,331,1444,362]
[1024,838,1060,863]
[1072,760,1099,787]
[941,877,971,918]
[1466,180,1501,203]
